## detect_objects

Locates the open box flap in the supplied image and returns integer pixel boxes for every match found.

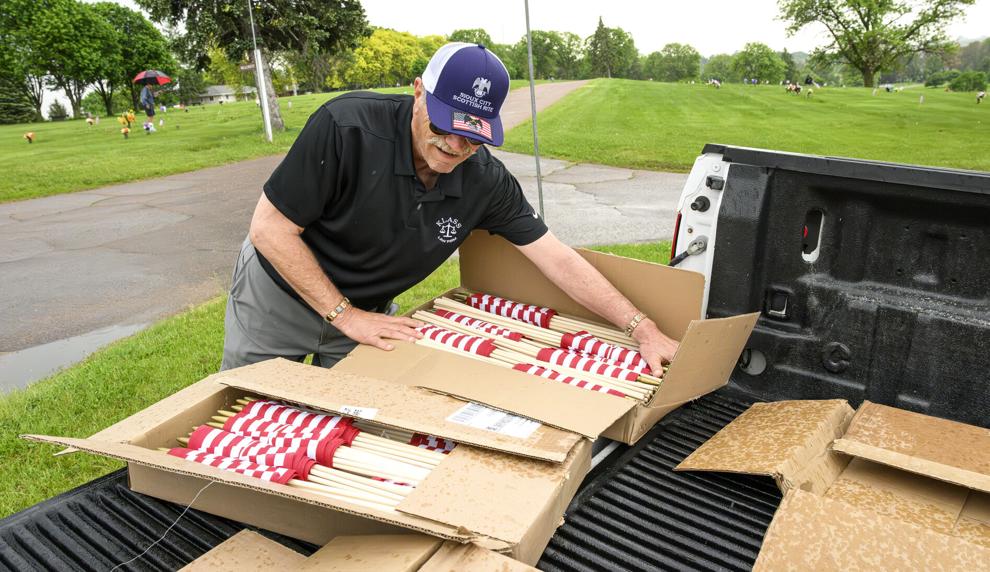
[334,344,636,441]
[300,534,443,571]
[86,373,227,444]
[419,541,539,572]
[675,400,855,493]
[23,434,474,542]
[218,358,583,463]
[753,489,990,571]
[651,312,760,407]
[398,442,579,545]
[832,401,990,494]
[180,530,307,571]
[458,231,704,341]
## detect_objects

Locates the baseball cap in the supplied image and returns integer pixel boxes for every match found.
[422,42,510,146]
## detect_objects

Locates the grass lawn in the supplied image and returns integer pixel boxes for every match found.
[0,87,415,204]
[0,83,549,204]
[0,240,669,518]
[501,79,990,173]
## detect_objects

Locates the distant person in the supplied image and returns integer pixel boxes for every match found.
[978,91,986,104]
[140,84,157,132]
[805,75,814,85]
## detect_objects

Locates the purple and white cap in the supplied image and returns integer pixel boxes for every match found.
[423,42,509,146]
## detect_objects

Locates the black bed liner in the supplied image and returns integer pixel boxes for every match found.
[0,389,773,571]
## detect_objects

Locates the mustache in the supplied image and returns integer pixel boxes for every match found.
[427,135,473,157]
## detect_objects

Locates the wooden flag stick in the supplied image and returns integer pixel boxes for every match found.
[305,474,404,504]
[286,479,397,512]
[310,466,413,497]
[351,421,415,442]
[349,438,439,467]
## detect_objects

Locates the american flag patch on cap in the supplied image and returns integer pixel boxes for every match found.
[452,112,492,139]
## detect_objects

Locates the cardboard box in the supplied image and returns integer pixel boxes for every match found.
[335,231,759,444]
[180,530,306,571]
[24,358,592,565]
[185,532,537,571]
[302,534,442,571]
[675,400,990,569]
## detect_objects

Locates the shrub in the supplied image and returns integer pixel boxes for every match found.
[925,69,961,87]
[47,100,69,121]
[949,70,988,92]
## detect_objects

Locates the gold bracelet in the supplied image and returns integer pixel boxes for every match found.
[324,297,351,323]
[624,311,647,336]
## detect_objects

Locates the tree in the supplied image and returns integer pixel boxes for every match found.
[0,72,37,124]
[46,1,118,118]
[557,32,585,79]
[173,65,207,105]
[509,30,566,80]
[779,49,798,82]
[0,0,48,117]
[702,53,738,82]
[732,42,786,82]
[136,0,368,132]
[345,28,422,87]
[644,43,701,82]
[585,17,638,78]
[89,3,174,115]
[448,29,493,47]
[779,0,975,87]
[949,70,987,91]
[412,35,447,80]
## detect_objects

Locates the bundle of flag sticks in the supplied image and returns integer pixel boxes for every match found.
[159,397,455,512]
[412,292,667,403]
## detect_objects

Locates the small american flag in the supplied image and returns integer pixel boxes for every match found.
[451,112,491,139]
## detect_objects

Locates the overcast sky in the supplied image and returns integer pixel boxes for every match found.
[102,0,989,57]
[360,0,990,56]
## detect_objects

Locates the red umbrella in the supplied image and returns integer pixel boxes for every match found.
[132,70,171,85]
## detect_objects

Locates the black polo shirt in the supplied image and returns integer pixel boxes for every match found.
[257,92,548,312]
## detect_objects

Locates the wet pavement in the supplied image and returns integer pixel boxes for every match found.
[0,80,687,389]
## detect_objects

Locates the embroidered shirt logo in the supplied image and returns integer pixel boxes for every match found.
[436,217,462,243]
[472,77,491,98]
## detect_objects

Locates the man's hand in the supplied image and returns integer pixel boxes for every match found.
[631,319,679,374]
[332,308,423,351]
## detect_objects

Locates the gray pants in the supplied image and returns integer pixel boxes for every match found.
[221,239,386,371]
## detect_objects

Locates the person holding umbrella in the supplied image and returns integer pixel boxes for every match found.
[134,70,171,132]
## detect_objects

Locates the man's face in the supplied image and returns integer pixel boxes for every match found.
[411,78,481,174]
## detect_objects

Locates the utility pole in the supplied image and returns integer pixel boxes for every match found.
[247,0,273,142]
[524,0,545,220]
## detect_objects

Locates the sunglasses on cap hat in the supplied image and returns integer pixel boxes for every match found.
[429,121,484,147]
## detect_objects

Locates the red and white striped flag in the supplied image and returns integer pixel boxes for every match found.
[417,324,497,357]
[512,363,627,398]
[240,400,346,433]
[535,348,641,382]
[560,331,651,374]
[167,448,298,484]
[409,434,456,454]
[433,309,523,341]
[465,293,557,328]
[188,426,317,479]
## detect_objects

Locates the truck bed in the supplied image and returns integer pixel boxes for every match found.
[5,145,985,570]
[0,388,777,571]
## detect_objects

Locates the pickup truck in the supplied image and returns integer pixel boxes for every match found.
[2,144,987,571]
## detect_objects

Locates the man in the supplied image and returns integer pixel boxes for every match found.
[222,43,679,373]
[140,84,157,131]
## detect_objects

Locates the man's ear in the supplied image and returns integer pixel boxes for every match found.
[413,77,423,98]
